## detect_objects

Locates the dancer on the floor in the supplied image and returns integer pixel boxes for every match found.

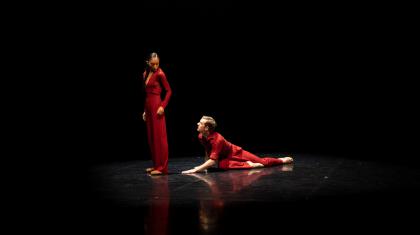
[142,52,172,175]
[182,116,293,174]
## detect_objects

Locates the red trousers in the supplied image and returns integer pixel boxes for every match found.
[145,93,168,173]
[219,150,284,170]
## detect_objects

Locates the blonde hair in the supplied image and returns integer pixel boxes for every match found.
[201,116,217,131]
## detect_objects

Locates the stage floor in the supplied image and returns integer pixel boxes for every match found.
[84,153,420,234]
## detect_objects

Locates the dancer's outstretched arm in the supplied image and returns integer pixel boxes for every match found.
[182,159,216,174]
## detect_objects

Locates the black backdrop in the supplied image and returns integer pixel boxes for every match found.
[15,3,417,232]
[65,3,416,167]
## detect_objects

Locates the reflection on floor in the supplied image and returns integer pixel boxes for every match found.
[86,153,420,234]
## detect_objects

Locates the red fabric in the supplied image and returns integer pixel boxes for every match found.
[199,132,284,170]
[198,132,242,161]
[144,68,172,173]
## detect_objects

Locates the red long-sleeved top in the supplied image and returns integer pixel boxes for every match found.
[198,132,243,161]
[143,68,172,108]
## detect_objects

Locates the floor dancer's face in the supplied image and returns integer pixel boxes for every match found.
[197,119,207,133]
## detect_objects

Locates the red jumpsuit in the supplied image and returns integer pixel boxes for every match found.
[199,132,285,169]
[143,68,172,174]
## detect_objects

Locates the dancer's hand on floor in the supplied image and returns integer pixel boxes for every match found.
[182,169,197,174]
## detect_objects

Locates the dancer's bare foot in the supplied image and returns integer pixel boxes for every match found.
[247,161,264,168]
[146,167,154,173]
[150,170,163,175]
[279,156,294,164]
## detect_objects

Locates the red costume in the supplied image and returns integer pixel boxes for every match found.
[198,132,285,169]
[143,68,172,174]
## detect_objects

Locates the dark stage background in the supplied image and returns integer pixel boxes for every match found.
[72,5,415,167]
[23,2,417,234]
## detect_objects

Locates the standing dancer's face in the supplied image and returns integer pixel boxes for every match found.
[149,57,159,72]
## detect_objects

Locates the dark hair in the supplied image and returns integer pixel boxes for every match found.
[143,52,160,82]
[146,52,159,63]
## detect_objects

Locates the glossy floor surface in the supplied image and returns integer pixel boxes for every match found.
[85,153,420,234]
